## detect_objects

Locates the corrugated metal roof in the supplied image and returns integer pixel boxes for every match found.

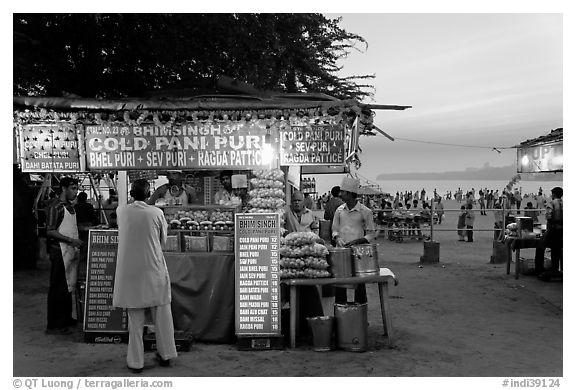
[514,128,563,148]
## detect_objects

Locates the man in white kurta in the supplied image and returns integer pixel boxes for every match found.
[113,179,177,373]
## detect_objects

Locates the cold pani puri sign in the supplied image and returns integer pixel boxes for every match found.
[279,123,346,165]
[84,121,277,170]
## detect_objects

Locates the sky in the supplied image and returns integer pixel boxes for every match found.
[324,13,563,180]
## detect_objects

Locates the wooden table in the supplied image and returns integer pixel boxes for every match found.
[280,271,398,348]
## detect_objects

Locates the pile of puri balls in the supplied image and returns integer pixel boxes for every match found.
[280,232,331,279]
[248,168,287,234]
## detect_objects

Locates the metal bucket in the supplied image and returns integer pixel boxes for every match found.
[334,303,368,352]
[306,316,334,351]
[351,243,379,276]
[327,247,353,278]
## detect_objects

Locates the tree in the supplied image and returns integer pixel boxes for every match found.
[13,14,374,101]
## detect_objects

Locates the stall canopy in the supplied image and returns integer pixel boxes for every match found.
[513,128,563,173]
[13,89,411,173]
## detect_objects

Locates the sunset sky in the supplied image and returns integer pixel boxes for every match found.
[326,13,563,178]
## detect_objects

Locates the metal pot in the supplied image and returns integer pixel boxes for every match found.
[351,243,379,276]
[327,247,353,278]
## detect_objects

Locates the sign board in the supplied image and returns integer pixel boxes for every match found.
[84,121,275,170]
[83,229,127,335]
[18,123,84,172]
[517,142,563,173]
[234,213,281,336]
[279,124,346,165]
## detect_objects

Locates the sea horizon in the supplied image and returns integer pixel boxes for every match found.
[310,176,563,198]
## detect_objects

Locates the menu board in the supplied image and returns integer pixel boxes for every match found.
[235,213,281,336]
[84,121,278,170]
[18,123,84,172]
[83,229,128,334]
[279,124,346,165]
[128,170,159,182]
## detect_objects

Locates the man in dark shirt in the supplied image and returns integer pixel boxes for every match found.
[323,186,344,223]
[45,177,83,334]
[74,192,97,227]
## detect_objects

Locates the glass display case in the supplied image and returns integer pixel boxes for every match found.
[161,205,238,253]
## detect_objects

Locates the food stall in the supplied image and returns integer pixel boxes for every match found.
[13,93,410,345]
[500,128,563,278]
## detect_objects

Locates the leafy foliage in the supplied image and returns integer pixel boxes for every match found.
[14,14,375,101]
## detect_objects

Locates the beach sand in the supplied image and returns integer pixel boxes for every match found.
[12,200,562,377]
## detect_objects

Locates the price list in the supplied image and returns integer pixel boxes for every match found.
[235,213,281,336]
[83,230,127,333]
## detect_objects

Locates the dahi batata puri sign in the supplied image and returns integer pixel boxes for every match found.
[18,123,84,172]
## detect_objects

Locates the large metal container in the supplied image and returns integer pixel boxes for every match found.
[334,303,368,352]
[351,243,379,276]
[327,247,353,278]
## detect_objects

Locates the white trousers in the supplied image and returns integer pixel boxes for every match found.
[127,304,178,369]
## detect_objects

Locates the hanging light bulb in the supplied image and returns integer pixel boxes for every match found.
[262,128,274,165]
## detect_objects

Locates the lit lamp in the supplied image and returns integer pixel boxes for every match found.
[262,128,274,165]
[521,155,530,166]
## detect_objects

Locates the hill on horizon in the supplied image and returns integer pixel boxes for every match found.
[376,162,562,181]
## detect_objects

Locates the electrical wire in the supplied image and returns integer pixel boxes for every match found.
[394,137,512,152]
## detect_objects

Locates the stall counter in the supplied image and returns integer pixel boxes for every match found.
[164,252,235,343]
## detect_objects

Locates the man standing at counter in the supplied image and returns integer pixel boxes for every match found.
[147,170,198,206]
[113,179,177,374]
[538,186,563,281]
[332,177,376,304]
[46,177,83,334]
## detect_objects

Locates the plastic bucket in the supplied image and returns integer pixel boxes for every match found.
[351,244,379,276]
[327,247,353,278]
[334,303,368,352]
[306,316,334,351]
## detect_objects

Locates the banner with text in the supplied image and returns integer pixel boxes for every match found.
[83,230,128,334]
[235,213,281,336]
[84,121,277,170]
[279,124,346,165]
[19,123,83,172]
[517,142,563,173]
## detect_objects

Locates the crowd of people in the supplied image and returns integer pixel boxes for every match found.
[41,173,562,373]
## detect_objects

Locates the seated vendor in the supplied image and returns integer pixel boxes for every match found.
[284,191,319,235]
[147,170,199,206]
[282,190,323,340]
[214,170,233,205]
